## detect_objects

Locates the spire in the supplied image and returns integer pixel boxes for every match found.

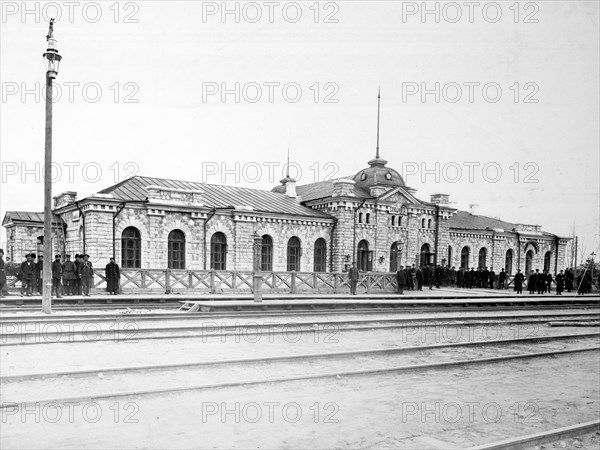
[367,88,387,168]
[286,147,290,178]
[376,87,381,159]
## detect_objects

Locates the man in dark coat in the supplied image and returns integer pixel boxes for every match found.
[396,266,406,294]
[488,267,496,289]
[537,270,546,294]
[20,253,36,296]
[51,254,63,298]
[498,269,507,289]
[105,257,121,295]
[416,267,423,291]
[74,254,83,295]
[527,270,537,294]
[35,255,44,294]
[456,267,464,288]
[80,254,94,296]
[62,255,77,295]
[565,268,574,292]
[348,262,359,295]
[555,270,564,295]
[514,269,524,294]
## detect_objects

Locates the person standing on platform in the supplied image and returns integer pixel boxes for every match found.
[0,249,6,298]
[74,254,83,295]
[20,253,36,297]
[488,267,496,289]
[555,270,564,295]
[514,269,524,294]
[396,266,406,295]
[51,254,63,298]
[348,262,359,295]
[416,267,423,291]
[565,268,574,292]
[545,271,553,294]
[498,269,507,290]
[62,255,77,295]
[105,257,120,295]
[527,270,537,294]
[80,254,94,296]
[35,255,44,295]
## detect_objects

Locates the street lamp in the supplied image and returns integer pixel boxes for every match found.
[42,19,62,314]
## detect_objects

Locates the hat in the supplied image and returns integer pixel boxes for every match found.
[65,254,71,258]
[55,254,61,258]
[75,254,80,258]
[83,254,90,258]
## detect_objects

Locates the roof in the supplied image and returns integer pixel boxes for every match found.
[3,211,63,227]
[98,176,332,219]
[448,211,518,232]
[289,179,371,202]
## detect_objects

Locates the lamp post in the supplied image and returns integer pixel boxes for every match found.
[42,19,62,314]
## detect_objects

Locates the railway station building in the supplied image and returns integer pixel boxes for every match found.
[3,153,570,276]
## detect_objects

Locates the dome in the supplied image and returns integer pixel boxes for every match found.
[352,156,406,189]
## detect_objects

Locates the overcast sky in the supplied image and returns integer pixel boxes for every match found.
[1,1,598,258]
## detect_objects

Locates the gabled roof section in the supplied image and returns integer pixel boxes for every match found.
[3,211,63,227]
[377,186,422,205]
[294,179,371,202]
[98,176,332,219]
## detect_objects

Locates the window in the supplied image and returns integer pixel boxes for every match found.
[167,229,185,269]
[210,232,227,270]
[447,245,453,266]
[287,237,301,271]
[427,219,432,229]
[461,246,470,269]
[420,243,432,267]
[390,242,401,272]
[398,216,402,227]
[421,218,426,228]
[261,235,273,272]
[525,250,534,275]
[358,212,363,224]
[391,216,395,226]
[478,248,487,268]
[357,240,372,271]
[121,227,141,268]
[505,249,514,275]
[365,213,370,224]
[544,251,552,272]
[313,238,327,272]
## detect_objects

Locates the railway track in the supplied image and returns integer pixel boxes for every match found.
[2,332,598,407]
[2,311,599,345]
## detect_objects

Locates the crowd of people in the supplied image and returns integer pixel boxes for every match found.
[392,264,596,296]
[2,253,122,298]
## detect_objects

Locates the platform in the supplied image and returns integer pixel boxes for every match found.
[179,296,600,312]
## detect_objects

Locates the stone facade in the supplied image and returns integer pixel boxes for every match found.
[3,157,570,274]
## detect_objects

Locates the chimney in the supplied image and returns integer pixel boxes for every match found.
[332,179,356,197]
[469,203,479,215]
[430,193,449,205]
[53,191,77,208]
[285,179,297,198]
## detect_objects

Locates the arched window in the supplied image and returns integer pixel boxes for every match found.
[461,246,470,269]
[391,216,395,226]
[505,249,514,275]
[358,212,363,224]
[447,245,453,266]
[365,213,370,224]
[168,229,185,269]
[210,232,227,270]
[427,219,432,229]
[544,251,552,272]
[357,240,371,271]
[261,235,273,272]
[478,248,487,268]
[313,238,327,272]
[287,237,301,271]
[420,243,432,267]
[525,250,534,275]
[421,218,426,228]
[121,227,141,268]
[398,216,402,226]
[390,242,401,272]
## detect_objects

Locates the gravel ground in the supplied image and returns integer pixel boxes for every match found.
[1,352,598,449]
